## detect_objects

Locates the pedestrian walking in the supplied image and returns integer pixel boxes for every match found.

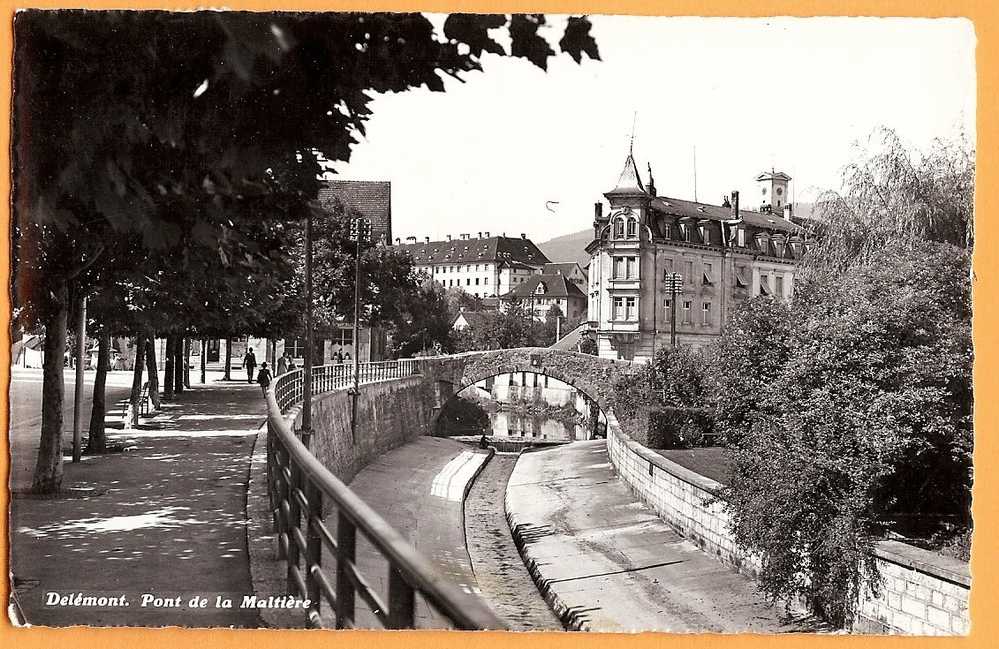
[256,362,272,392]
[242,348,257,384]
[276,353,288,375]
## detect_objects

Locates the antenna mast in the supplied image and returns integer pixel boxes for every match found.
[693,146,698,202]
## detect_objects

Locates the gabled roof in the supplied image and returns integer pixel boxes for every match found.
[541,262,583,277]
[397,235,550,267]
[453,311,490,330]
[501,273,587,301]
[318,180,392,243]
[651,196,803,234]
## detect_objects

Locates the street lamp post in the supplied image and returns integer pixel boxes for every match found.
[301,207,314,447]
[664,272,683,349]
[349,216,371,442]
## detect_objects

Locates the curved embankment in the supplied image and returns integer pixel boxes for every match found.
[505,439,811,633]
[604,414,971,636]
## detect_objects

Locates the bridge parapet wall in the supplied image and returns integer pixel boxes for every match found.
[605,415,971,635]
[414,348,636,414]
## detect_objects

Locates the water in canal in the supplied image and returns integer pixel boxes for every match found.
[486,410,590,442]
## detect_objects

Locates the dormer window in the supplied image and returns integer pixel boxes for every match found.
[535,282,547,295]
[626,218,638,238]
[614,217,626,238]
[737,228,746,248]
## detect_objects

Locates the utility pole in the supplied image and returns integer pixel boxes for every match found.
[664,272,683,349]
[349,216,371,443]
[72,295,87,463]
[302,206,314,447]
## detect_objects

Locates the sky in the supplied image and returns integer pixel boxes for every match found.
[329,16,976,244]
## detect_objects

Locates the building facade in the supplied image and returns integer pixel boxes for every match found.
[395,233,550,299]
[586,151,809,363]
[500,273,588,322]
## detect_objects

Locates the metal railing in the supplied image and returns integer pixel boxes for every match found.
[265,359,506,630]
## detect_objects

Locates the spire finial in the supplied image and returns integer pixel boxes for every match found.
[629,110,637,155]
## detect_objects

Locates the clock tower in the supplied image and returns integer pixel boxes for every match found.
[756,170,792,216]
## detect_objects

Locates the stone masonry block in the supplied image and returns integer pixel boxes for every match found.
[900,595,926,619]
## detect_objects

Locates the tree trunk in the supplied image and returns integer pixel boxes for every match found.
[145,335,160,410]
[224,336,232,381]
[163,336,175,400]
[85,333,111,454]
[129,336,146,427]
[174,335,184,395]
[183,337,191,388]
[200,338,207,383]
[32,283,69,494]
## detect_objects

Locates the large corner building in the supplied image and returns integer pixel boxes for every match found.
[586,151,810,362]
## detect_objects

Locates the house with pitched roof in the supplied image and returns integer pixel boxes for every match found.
[318,179,392,245]
[395,232,550,299]
[586,149,810,362]
[500,273,587,322]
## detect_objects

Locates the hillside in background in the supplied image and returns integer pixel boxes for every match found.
[538,228,592,266]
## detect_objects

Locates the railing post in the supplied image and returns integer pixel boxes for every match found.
[305,478,323,623]
[387,567,416,629]
[334,511,356,629]
[286,461,302,594]
[274,440,289,560]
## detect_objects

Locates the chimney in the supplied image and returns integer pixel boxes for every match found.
[394,237,401,245]
[520,233,526,239]
[447,234,452,241]
[461,233,470,240]
[731,191,740,220]
[477,231,483,238]
[594,202,603,220]
[721,195,731,208]
[424,236,430,244]
[484,231,490,238]
[405,236,417,244]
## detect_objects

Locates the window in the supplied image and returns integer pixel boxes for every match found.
[684,260,694,284]
[627,218,638,238]
[285,338,306,358]
[626,257,637,279]
[682,301,692,324]
[735,265,749,288]
[331,328,354,347]
[614,218,625,238]
[664,298,671,315]
[475,278,480,285]
[703,228,711,245]
[702,302,711,326]
[703,262,713,286]
[759,275,771,296]
[626,297,637,320]
[466,278,471,286]
[614,256,625,278]
[476,264,481,271]
[775,275,785,298]
[613,297,625,320]
[679,223,688,241]
[737,229,746,247]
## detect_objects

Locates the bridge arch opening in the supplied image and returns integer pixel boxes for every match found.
[433,369,608,443]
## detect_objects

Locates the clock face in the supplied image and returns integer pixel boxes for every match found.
[776,186,784,196]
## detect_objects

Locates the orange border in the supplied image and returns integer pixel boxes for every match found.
[1,2,994,648]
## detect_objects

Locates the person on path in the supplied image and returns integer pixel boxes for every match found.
[242,348,257,384]
[334,349,344,365]
[256,362,272,392]
[276,353,288,376]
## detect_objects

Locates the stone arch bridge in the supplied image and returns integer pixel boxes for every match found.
[414,348,638,422]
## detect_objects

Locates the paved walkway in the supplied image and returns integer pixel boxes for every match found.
[506,440,815,633]
[10,380,266,627]
[335,437,490,629]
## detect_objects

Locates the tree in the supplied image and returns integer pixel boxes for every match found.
[714,130,974,627]
[13,11,600,492]
[389,280,455,358]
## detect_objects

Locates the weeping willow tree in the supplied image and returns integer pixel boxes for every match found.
[805,126,974,278]
[715,127,975,628]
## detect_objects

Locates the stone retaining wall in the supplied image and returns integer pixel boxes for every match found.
[605,414,971,635]
[295,375,437,484]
